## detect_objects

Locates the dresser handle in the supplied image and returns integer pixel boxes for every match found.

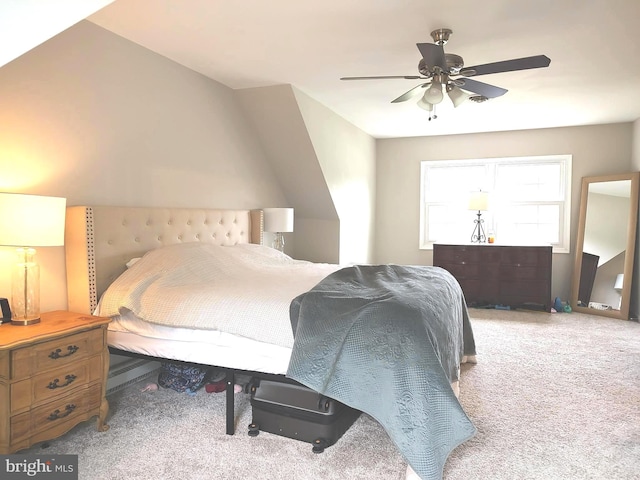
[47,404,76,421]
[47,374,77,390]
[48,345,79,359]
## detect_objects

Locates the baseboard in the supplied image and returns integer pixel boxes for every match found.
[107,357,161,396]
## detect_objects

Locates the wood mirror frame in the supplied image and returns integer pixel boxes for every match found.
[571,172,639,319]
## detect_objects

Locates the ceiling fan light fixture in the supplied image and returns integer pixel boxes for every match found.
[424,82,444,104]
[417,96,434,111]
[447,85,471,107]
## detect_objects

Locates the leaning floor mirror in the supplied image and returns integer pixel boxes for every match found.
[571,172,639,320]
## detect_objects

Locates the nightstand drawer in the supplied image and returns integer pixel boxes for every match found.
[10,383,102,444]
[11,328,104,380]
[10,355,103,413]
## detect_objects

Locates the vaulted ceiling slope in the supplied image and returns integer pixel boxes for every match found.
[87,0,640,138]
[0,0,114,68]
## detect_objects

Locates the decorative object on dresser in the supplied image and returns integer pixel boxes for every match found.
[263,207,294,252]
[468,190,489,243]
[433,243,552,311]
[0,193,67,325]
[0,310,111,453]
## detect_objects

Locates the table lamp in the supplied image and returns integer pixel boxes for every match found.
[468,190,489,243]
[0,193,66,325]
[263,208,294,252]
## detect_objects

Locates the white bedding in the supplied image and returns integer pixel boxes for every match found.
[108,313,292,374]
[98,242,341,349]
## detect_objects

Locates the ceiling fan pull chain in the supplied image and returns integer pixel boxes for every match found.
[429,104,438,121]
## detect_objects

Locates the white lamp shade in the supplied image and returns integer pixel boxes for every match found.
[447,86,471,108]
[468,191,489,211]
[424,83,444,105]
[0,193,66,246]
[417,95,435,111]
[263,208,294,233]
[614,274,624,291]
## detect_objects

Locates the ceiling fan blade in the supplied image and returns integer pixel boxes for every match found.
[457,78,508,98]
[460,55,551,77]
[391,83,429,103]
[340,75,428,80]
[416,43,447,70]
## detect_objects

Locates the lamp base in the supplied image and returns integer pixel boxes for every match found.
[273,232,285,253]
[470,212,487,243]
[11,316,41,326]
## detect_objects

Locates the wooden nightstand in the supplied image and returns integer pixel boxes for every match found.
[0,310,111,453]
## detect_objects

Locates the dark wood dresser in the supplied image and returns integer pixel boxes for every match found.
[433,243,553,311]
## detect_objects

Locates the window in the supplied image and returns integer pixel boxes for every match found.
[420,155,572,252]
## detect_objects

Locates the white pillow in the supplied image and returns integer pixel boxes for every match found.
[125,257,142,269]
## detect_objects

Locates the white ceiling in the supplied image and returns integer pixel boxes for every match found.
[88,0,640,139]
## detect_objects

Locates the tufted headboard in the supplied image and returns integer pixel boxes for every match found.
[65,206,264,315]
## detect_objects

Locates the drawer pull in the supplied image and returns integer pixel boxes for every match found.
[47,374,77,390]
[47,404,76,421]
[48,345,79,359]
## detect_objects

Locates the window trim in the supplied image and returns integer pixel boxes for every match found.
[419,154,572,253]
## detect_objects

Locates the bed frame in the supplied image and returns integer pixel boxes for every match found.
[64,205,280,435]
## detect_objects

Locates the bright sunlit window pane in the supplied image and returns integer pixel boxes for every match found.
[420,155,571,252]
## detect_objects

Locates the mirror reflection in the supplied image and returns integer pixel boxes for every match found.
[572,172,639,320]
[576,180,630,311]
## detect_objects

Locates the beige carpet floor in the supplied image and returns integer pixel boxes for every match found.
[22,309,640,479]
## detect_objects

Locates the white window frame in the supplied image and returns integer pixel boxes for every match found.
[419,154,572,253]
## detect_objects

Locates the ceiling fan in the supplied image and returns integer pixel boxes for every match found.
[340,28,550,119]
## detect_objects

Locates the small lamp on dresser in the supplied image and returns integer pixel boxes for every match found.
[0,193,66,325]
[263,207,294,253]
[468,190,489,243]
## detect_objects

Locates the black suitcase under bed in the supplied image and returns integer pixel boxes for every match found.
[248,379,361,453]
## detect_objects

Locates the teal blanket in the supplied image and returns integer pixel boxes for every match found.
[286,265,476,480]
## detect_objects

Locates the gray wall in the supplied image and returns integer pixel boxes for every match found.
[294,89,376,265]
[375,123,634,303]
[0,21,287,310]
[0,20,376,312]
[236,85,376,265]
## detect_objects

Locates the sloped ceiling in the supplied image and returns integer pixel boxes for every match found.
[0,0,115,68]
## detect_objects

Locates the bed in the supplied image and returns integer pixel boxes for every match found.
[65,205,334,430]
[65,205,476,480]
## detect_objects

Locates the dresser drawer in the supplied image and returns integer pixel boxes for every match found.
[500,280,549,298]
[433,245,480,263]
[11,328,104,380]
[499,265,548,281]
[500,246,551,265]
[10,355,103,414]
[440,263,481,280]
[10,383,102,444]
